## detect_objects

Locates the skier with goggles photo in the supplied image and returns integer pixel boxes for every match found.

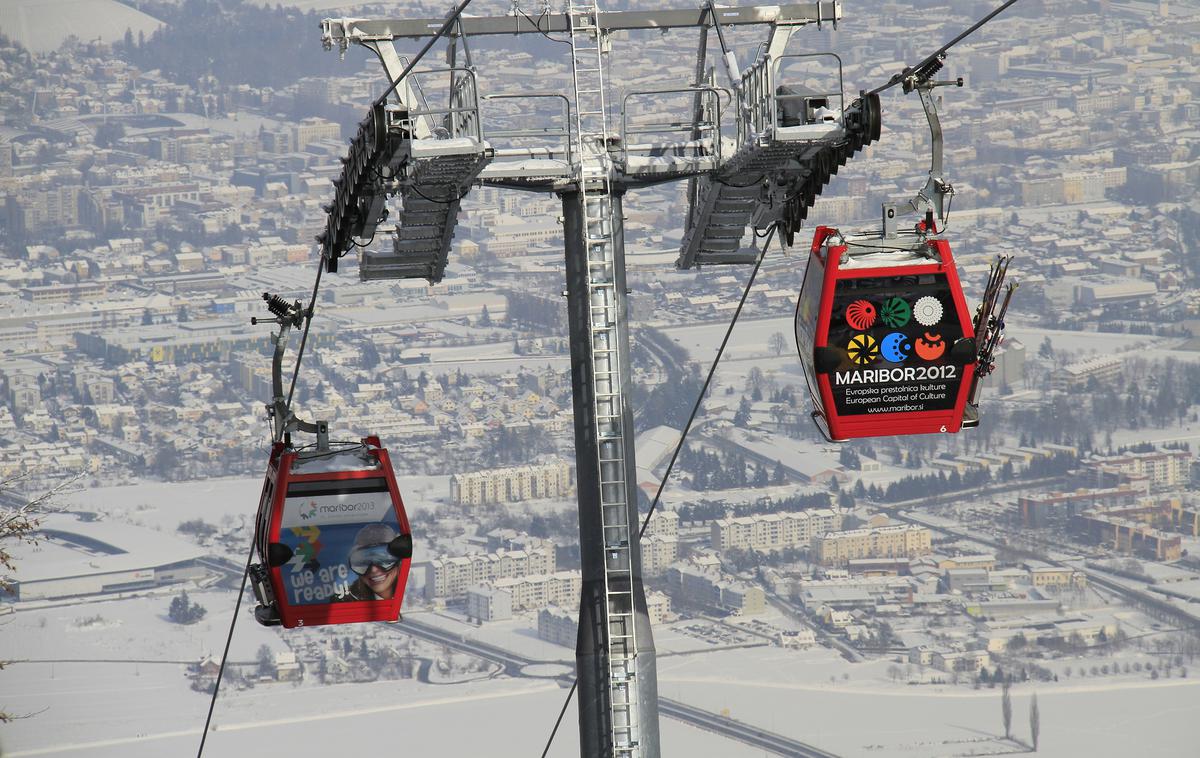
[341,523,407,601]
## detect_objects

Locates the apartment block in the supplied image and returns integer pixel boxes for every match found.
[465,585,512,622]
[425,541,556,599]
[711,509,842,554]
[537,592,672,647]
[1086,449,1192,491]
[641,534,679,576]
[643,510,679,539]
[450,461,574,506]
[1019,487,1141,528]
[492,571,581,611]
[664,565,765,616]
[814,525,932,567]
[1051,355,1122,392]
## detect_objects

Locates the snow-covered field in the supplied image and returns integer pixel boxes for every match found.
[660,649,1200,758]
[58,472,452,537]
[8,477,1200,757]
[0,0,164,54]
[7,594,1199,758]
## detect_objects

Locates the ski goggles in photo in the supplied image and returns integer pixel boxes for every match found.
[349,544,400,575]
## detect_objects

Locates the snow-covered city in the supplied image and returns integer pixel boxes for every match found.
[3,0,1200,756]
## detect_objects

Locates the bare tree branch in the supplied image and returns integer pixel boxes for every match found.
[0,472,82,723]
[0,705,49,723]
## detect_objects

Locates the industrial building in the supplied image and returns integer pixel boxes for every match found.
[5,512,208,601]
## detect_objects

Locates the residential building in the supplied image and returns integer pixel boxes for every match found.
[1087,449,1192,491]
[425,541,556,599]
[711,509,842,554]
[1019,487,1140,528]
[1075,511,1182,561]
[539,590,666,647]
[492,571,581,612]
[465,585,512,622]
[538,606,577,647]
[664,564,765,616]
[931,649,990,674]
[641,534,679,576]
[814,525,932,567]
[450,461,574,506]
[1051,355,1122,392]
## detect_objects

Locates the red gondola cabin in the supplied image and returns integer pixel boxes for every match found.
[250,436,412,628]
[795,226,978,441]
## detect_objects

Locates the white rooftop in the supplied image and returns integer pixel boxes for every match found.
[10,511,206,584]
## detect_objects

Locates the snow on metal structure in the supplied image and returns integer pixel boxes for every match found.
[315,3,879,756]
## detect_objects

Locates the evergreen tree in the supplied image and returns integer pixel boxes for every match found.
[772,460,786,485]
[733,397,752,427]
[361,341,380,370]
[256,644,274,677]
[168,590,207,624]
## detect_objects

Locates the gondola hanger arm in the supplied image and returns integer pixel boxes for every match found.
[253,292,329,449]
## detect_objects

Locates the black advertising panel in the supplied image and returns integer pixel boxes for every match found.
[825,273,965,417]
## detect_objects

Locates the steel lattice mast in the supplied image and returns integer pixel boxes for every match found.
[317,4,878,756]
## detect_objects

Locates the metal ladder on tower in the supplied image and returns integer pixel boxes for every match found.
[567,2,640,755]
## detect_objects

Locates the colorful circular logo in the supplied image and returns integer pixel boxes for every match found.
[914,296,944,327]
[880,297,911,328]
[880,332,912,363]
[914,332,946,360]
[847,333,879,365]
[845,300,877,330]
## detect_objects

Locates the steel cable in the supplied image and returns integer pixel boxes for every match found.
[866,0,1023,97]
[195,538,256,758]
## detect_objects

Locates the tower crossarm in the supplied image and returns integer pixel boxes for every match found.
[321,3,841,42]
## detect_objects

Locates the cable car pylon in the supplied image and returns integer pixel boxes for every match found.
[316,3,878,756]
[565,2,653,753]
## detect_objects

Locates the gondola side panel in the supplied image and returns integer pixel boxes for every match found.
[374,445,413,607]
[794,245,827,409]
[812,231,850,438]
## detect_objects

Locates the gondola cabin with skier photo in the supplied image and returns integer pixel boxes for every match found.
[250,437,413,628]
[795,225,979,442]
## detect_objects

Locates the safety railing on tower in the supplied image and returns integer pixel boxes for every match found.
[388,66,483,142]
[478,92,574,184]
[735,52,846,144]
[619,86,727,178]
